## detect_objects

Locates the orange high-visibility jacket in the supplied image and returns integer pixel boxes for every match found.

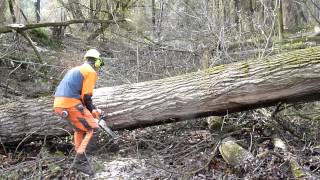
[54,63,97,110]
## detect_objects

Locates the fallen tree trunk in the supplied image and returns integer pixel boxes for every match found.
[2,47,320,143]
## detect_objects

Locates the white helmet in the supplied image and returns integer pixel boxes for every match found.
[84,49,100,59]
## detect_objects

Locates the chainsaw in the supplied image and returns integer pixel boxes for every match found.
[98,112,119,139]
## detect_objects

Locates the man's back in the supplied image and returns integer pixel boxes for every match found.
[54,63,97,108]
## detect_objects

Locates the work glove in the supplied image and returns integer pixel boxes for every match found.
[92,108,103,119]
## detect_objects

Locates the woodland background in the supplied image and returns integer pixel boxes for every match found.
[0,0,320,179]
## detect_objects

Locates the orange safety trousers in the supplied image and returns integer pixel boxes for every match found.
[54,105,99,154]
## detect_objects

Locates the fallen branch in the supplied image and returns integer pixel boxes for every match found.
[18,31,43,63]
[0,19,126,34]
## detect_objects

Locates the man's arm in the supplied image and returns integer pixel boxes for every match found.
[83,94,95,112]
[80,66,98,113]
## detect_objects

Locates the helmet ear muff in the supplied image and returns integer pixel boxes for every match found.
[94,58,104,68]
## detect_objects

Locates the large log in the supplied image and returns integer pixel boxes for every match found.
[2,47,320,143]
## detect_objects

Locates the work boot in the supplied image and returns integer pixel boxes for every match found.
[71,153,95,176]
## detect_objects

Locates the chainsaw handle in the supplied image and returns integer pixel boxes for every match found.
[100,110,105,116]
[99,113,107,121]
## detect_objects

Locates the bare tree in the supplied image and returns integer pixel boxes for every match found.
[151,0,156,35]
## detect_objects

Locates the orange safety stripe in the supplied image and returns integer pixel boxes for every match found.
[53,97,82,108]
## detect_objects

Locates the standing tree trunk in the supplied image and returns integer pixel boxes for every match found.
[8,0,16,23]
[34,0,40,22]
[68,0,84,19]
[282,0,306,31]
[151,0,156,35]
[86,22,109,40]
[0,0,7,25]
[210,0,220,28]
[2,47,320,143]
[239,0,254,32]
[234,0,239,31]
[94,0,101,19]
[89,0,94,19]
[277,0,284,41]
[219,0,225,24]
[156,1,164,39]
[248,0,254,32]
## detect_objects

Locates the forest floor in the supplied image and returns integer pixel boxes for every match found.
[0,34,320,179]
[1,108,320,179]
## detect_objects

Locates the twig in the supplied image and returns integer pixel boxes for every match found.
[190,139,221,175]
[8,62,22,75]
[14,119,48,155]
[256,150,283,159]
[271,102,283,119]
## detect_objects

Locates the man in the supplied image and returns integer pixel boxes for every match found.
[53,49,104,175]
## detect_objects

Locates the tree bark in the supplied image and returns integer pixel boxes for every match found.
[283,0,306,30]
[2,47,320,143]
[0,0,7,25]
[89,0,94,19]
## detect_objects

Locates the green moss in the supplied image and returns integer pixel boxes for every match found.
[48,165,62,177]
[29,28,48,39]
[204,64,225,74]
[260,47,320,73]
[207,116,223,131]
[53,150,65,157]
[1,171,20,179]
[219,138,253,166]
[290,160,306,178]
[93,160,105,173]
[277,41,305,50]
[29,28,58,49]
[240,62,249,75]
